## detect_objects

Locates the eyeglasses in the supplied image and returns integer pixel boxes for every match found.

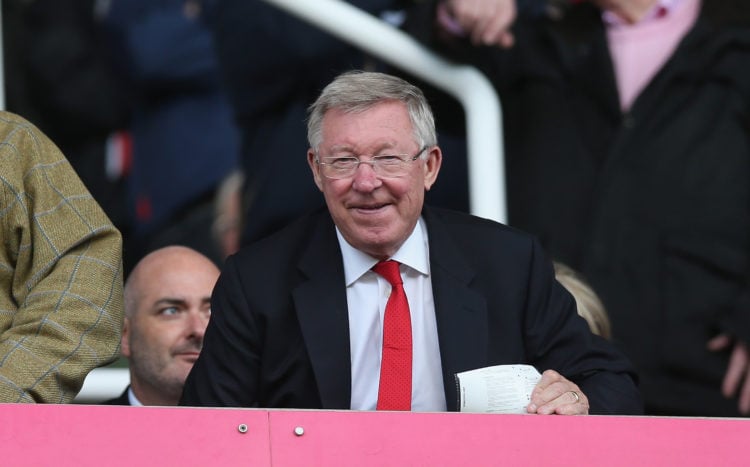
[316,146,427,179]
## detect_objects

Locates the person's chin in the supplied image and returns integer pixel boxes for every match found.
[352,227,404,258]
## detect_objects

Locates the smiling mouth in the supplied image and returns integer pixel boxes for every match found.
[352,203,389,212]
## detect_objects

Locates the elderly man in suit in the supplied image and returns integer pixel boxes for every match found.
[105,246,219,406]
[180,71,641,414]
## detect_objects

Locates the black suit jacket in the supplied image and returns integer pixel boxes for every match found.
[103,387,131,406]
[181,207,641,414]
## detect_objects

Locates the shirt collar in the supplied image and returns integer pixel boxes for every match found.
[127,386,144,406]
[337,217,430,286]
[602,0,685,26]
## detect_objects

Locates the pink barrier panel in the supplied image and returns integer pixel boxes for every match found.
[2,404,749,466]
[269,410,750,466]
[1,404,271,466]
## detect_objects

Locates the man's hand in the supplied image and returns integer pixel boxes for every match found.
[441,0,517,47]
[707,334,750,414]
[527,369,589,415]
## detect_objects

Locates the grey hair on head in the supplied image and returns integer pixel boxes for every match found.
[306,70,437,153]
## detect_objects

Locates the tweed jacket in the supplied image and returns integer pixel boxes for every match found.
[0,111,124,403]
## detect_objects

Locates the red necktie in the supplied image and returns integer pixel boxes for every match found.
[372,260,412,411]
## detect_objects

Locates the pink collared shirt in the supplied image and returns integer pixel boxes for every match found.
[605,0,702,111]
[435,0,701,112]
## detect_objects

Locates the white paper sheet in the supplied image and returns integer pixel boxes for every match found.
[456,364,542,414]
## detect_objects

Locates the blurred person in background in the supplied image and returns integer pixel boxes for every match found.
[100,0,240,272]
[554,262,611,339]
[2,0,132,244]
[407,0,750,416]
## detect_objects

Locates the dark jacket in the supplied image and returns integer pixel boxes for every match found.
[103,388,131,406]
[409,1,750,415]
[181,207,641,414]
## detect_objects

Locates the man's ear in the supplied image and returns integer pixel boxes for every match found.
[423,145,442,191]
[120,317,131,358]
[307,149,324,191]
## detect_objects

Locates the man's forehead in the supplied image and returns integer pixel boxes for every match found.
[320,103,414,147]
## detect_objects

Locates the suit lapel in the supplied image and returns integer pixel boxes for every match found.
[292,213,352,409]
[423,209,488,411]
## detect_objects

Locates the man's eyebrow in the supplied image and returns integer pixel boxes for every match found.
[153,297,187,307]
[151,296,213,307]
[328,143,396,154]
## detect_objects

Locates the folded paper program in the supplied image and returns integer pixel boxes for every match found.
[456,364,542,414]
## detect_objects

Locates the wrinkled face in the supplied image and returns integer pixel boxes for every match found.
[307,101,441,259]
[123,255,219,403]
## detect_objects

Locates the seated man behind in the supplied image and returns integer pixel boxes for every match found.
[105,246,219,406]
[181,71,642,415]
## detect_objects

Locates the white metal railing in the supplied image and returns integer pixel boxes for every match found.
[261,0,506,223]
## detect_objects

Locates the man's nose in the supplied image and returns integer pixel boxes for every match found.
[351,161,382,192]
[186,310,208,340]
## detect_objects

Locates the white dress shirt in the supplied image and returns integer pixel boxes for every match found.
[337,217,447,411]
[127,386,143,406]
